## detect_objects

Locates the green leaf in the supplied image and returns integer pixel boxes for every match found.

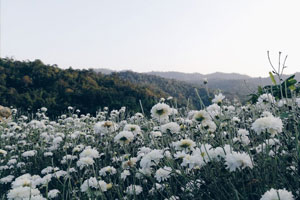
[269,72,276,85]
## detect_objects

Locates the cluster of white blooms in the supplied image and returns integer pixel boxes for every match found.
[1,90,300,199]
[126,184,143,195]
[80,177,111,193]
[225,152,253,172]
[260,188,294,200]
[252,113,283,136]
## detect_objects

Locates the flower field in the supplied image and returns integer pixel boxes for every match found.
[0,92,300,200]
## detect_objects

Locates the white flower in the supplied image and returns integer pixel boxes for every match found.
[48,189,60,199]
[22,150,37,157]
[140,149,164,169]
[123,124,142,136]
[206,104,222,118]
[252,115,283,136]
[99,166,117,176]
[94,121,118,135]
[121,170,130,180]
[114,131,134,145]
[126,185,143,195]
[0,149,7,156]
[0,175,14,184]
[260,188,294,200]
[161,122,180,134]
[7,187,45,200]
[80,147,100,159]
[150,131,162,137]
[173,139,196,150]
[151,103,171,122]
[77,157,95,169]
[192,110,211,123]
[212,93,225,104]
[155,166,172,182]
[80,177,109,192]
[225,152,253,172]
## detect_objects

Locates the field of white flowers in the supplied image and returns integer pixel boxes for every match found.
[0,91,300,199]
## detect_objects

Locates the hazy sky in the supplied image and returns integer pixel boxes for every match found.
[2,0,300,77]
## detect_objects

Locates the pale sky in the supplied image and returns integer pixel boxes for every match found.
[1,0,300,77]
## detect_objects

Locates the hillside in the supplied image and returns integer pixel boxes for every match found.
[0,58,161,117]
[115,71,211,109]
[0,59,211,118]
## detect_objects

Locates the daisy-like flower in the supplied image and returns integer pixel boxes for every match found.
[192,110,211,123]
[99,166,117,176]
[0,149,7,156]
[155,166,172,182]
[173,139,196,150]
[94,121,118,135]
[79,147,100,159]
[80,177,110,193]
[126,185,143,195]
[212,93,225,105]
[151,103,171,123]
[114,131,134,145]
[22,150,37,157]
[251,115,283,136]
[161,122,180,134]
[121,170,130,180]
[77,157,95,169]
[123,124,142,136]
[48,189,60,199]
[260,188,294,200]
[225,151,253,172]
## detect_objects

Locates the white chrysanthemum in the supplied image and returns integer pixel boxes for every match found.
[48,189,60,199]
[251,116,283,136]
[94,121,118,135]
[126,185,143,195]
[260,188,294,200]
[124,124,142,136]
[212,93,225,104]
[7,187,45,200]
[257,93,276,104]
[161,122,180,134]
[238,129,249,137]
[155,166,172,182]
[79,147,100,159]
[99,166,117,176]
[140,149,164,169]
[0,175,14,184]
[192,110,211,123]
[206,103,222,118]
[114,131,134,145]
[22,150,37,157]
[0,149,7,156]
[225,152,253,172]
[200,120,217,133]
[80,177,109,192]
[122,157,137,169]
[151,103,171,122]
[150,131,162,137]
[173,139,196,150]
[77,157,94,169]
[121,170,130,180]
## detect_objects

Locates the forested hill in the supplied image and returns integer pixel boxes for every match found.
[0,59,210,118]
[115,71,210,109]
[0,58,160,117]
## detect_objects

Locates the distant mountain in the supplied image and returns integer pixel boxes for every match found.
[147,71,300,102]
[115,71,211,109]
[94,68,115,74]
[148,71,251,81]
